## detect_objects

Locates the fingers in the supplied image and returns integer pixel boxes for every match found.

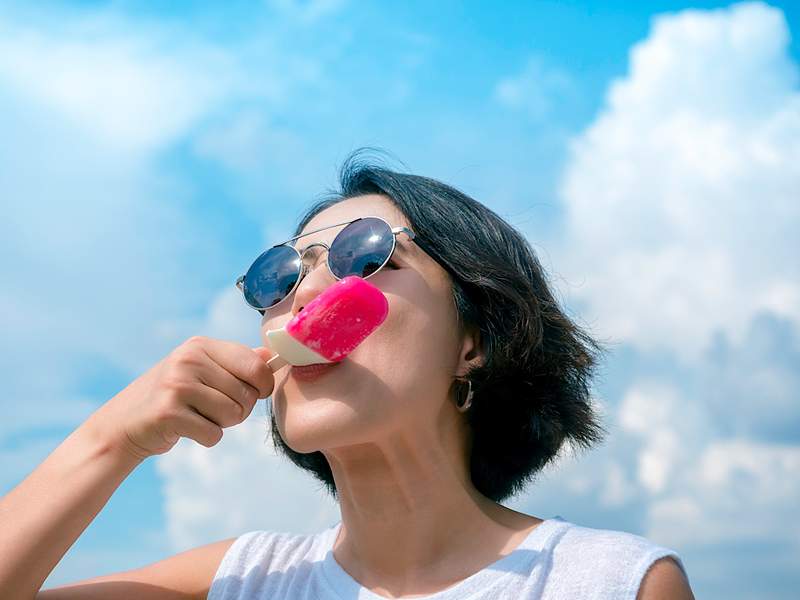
[173,405,224,448]
[197,337,276,399]
[195,354,260,419]
[250,346,276,364]
[179,379,251,429]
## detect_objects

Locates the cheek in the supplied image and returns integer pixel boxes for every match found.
[266,294,458,448]
[350,296,455,396]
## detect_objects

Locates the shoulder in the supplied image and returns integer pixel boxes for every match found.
[636,556,695,600]
[554,520,663,559]
[546,519,691,599]
[208,527,334,599]
[212,529,317,575]
[555,520,681,557]
[38,536,239,599]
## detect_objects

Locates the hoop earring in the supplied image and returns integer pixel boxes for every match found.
[455,378,474,412]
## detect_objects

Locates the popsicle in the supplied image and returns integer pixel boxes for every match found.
[264,275,389,370]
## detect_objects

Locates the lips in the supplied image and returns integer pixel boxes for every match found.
[289,361,342,382]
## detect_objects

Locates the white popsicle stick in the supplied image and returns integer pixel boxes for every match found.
[266,353,289,371]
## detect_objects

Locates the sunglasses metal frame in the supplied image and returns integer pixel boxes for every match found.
[235,215,416,314]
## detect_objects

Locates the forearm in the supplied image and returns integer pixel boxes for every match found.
[0,412,143,597]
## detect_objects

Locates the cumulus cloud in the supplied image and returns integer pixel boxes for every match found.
[506,4,800,580]
[0,0,328,438]
[620,382,693,495]
[648,439,800,548]
[550,1,800,365]
[528,311,800,563]
[156,405,340,551]
[0,7,254,531]
[0,7,251,437]
[614,310,800,547]
[0,15,236,154]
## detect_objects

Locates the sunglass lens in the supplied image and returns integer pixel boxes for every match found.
[243,245,302,309]
[329,217,394,278]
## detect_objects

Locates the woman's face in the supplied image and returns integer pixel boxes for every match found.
[261,194,477,454]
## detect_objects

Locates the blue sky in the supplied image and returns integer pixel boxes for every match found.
[1,1,798,598]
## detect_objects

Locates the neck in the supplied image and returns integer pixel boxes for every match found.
[321,427,540,594]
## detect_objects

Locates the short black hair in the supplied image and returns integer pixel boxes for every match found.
[268,147,610,503]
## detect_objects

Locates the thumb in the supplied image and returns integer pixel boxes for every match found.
[251,346,276,362]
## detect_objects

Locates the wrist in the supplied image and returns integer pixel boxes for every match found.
[82,408,148,468]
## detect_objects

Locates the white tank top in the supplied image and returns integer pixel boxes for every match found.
[208,515,689,599]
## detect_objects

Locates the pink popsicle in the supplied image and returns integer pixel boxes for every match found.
[286,275,388,362]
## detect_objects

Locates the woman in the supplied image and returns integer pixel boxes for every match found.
[1,150,694,599]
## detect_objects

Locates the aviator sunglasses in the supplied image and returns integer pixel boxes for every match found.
[235,215,416,315]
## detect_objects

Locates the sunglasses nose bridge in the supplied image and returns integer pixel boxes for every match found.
[298,241,329,258]
[295,241,339,287]
[298,242,332,271]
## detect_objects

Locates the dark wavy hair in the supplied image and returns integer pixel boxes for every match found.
[267,148,610,503]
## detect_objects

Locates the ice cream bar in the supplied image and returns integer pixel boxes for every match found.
[265,276,389,370]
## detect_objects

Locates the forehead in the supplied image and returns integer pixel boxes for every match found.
[298,194,409,243]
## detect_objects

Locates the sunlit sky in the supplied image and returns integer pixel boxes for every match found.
[1,1,798,598]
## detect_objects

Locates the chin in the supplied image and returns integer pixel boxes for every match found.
[279,407,386,455]
[273,397,343,450]
[281,436,324,455]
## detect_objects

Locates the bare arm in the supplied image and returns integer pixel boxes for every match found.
[637,557,695,600]
[36,537,236,600]
[0,338,275,599]
[0,412,143,599]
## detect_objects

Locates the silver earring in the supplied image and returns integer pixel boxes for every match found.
[456,378,474,412]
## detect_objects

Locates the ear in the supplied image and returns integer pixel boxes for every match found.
[455,323,485,377]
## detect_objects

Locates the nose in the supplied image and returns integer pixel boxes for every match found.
[290,243,336,316]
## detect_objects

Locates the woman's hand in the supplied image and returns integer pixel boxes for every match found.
[0,336,276,597]
[93,336,276,461]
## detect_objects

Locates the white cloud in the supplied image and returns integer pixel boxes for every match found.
[0,16,235,154]
[618,380,713,496]
[156,407,340,551]
[648,439,800,548]
[0,1,321,443]
[511,309,799,549]
[614,318,800,549]
[550,1,800,365]
[0,19,248,566]
[0,7,251,381]
[528,4,800,575]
